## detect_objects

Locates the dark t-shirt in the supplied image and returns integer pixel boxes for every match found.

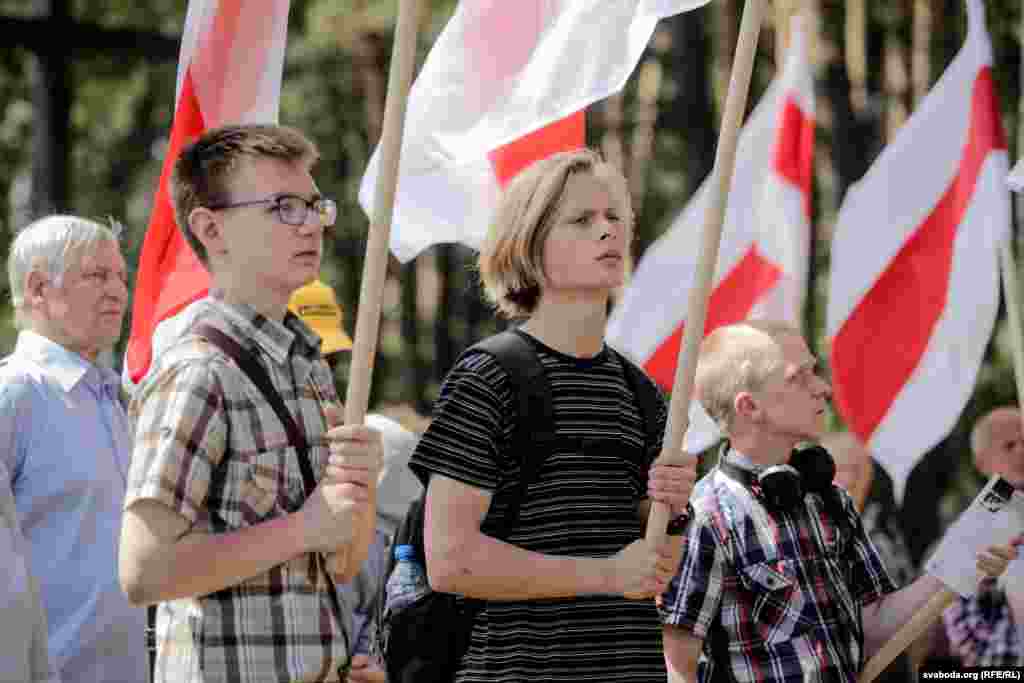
[410,330,669,682]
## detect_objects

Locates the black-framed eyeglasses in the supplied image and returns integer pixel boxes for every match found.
[207,193,338,228]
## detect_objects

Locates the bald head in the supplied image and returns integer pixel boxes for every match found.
[971,406,1024,486]
[820,431,874,511]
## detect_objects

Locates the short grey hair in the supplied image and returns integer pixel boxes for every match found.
[8,214,122,326]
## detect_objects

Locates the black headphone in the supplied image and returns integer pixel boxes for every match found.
[718,443,838,513]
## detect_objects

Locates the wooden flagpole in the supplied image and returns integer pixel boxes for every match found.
[860,75,1024,683]
[862,27,1024,679]
[344,0,423,427]
[859,590,956,683]
[329,0,422,572]
[646,0,770,545]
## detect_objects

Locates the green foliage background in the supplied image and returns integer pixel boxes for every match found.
[2,0,1022,556]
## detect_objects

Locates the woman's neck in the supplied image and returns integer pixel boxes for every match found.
[521,296,608,358]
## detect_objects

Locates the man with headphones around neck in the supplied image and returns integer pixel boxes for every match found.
[660,320,1021,683]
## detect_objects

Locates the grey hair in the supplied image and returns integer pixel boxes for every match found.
[8,214,122,326]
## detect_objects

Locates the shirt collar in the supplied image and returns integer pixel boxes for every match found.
[720,443,760,472]
[14,330,117,394]
[206,295,323,367]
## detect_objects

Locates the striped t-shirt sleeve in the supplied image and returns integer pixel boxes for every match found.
[410,352,515,492]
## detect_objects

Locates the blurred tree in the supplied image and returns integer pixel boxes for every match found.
[1,0,1023,556]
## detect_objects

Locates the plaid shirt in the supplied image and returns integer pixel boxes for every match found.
[126,298,349,682]
[661,455,897,683]
[944,578,1024,667]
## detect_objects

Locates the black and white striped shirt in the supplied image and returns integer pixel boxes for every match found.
[410,329,669,682]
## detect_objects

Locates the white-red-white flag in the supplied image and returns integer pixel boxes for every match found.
[125,0,290,383]
[607,15,814,450]
[827,0,1009,502]
[359,0,711,263]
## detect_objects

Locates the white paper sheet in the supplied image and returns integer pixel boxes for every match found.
[925,475,1024,597]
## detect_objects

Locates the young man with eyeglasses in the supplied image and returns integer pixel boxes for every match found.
[119,124,382,683]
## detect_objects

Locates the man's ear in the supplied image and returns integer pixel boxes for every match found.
[25,270,48,308]
[189,207,225,258]
[734,392,760,423]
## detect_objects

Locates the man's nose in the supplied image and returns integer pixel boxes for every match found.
[296,215,326,235]
[597,216,625,241]
[107,274,129,300]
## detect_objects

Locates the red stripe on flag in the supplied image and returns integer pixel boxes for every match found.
[772,97,815,218]
[125,71,210,382]
[488,112,586,187]
[643,244,783,390]
[832,67,1006,442]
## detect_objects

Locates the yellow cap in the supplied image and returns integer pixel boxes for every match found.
[288,280,353,354]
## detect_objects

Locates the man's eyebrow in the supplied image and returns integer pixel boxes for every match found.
[785,358,818,379]
[272,191,322,201]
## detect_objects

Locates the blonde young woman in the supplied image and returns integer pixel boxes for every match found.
[408,149,696,682]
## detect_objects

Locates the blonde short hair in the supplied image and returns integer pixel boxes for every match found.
[696,320,802,434]
[477,148,632,319]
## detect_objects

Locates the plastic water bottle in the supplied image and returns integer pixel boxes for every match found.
[385,544,431,613]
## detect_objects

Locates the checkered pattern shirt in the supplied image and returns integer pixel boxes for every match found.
[944,579,1024,667]
[126,298,349,683]
[660,457,897,683]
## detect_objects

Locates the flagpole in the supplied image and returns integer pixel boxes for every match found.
[862,88,1024,683]
[861,104,1024,683]
[330,0,421,574]
[646,0,769,545]
[859,590,956,683]
[344,0,423,427]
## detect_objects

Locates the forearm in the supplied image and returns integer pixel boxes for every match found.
[122,511,308,606]
[430,532,612,600]
[861,573,946,656]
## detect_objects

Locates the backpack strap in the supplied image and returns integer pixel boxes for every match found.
[193,323,350,674]
[611,347,665,458]
[467,329,554,536]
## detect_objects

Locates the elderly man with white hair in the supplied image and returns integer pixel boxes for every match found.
[0,215,147,682]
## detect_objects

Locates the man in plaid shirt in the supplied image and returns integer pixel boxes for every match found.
[661,321,1020,683]
[943,406,1024,667]
[119,124,382,682]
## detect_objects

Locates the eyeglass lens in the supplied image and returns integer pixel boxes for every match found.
[277,196,337,227]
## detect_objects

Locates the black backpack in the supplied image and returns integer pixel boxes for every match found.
[373,330,664,683]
